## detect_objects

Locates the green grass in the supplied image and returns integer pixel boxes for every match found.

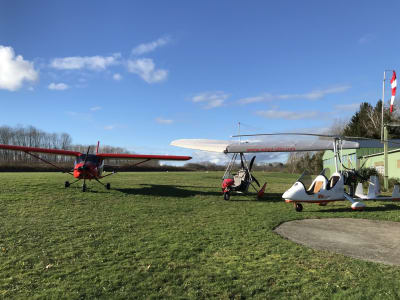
[1,171,400,299]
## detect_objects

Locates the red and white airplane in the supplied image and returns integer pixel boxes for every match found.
[0,142,191,192]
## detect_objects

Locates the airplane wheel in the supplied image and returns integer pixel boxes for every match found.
[65,181,70,188]
[82,184,87,192]
[295,203,303,212]
[106,183,111,190]
[224,192,230,201]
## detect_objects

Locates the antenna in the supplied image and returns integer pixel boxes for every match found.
[238,122,241,144]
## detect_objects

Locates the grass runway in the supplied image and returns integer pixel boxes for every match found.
[1,171,400,299]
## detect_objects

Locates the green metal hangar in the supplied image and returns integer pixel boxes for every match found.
[322,139,400,179]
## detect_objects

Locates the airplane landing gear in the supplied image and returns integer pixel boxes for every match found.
[106,183,111,190]
[295,203,303,212]
[224,191,230,201]
[65,181,70,188]
[82,183,87,192]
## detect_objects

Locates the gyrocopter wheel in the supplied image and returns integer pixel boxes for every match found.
[295,203,303,212]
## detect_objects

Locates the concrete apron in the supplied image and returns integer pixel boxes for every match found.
[274,218,400,266]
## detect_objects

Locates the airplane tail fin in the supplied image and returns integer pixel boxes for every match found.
[355,183,365,198]
[392,185,400,199]
[367,176,380,198]
[257,182,267,199]
[355,176,380,199]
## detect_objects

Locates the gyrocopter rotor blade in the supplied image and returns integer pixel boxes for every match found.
[232,132,400,146]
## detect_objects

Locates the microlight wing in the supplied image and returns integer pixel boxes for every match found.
[170,139,231,153]
[170,139,360,153]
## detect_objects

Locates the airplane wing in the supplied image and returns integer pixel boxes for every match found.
[0,144,82,156]
[96,153,192,161]
[170,139,231,152]
[170,139,360,153]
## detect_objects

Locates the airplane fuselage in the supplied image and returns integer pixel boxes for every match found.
[73,154,104,180]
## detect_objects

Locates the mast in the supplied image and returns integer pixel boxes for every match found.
[381,71,386,141]
[333,138,339,173]
[238,122,241,144]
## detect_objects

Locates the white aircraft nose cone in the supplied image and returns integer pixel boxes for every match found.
[282,188,295,199]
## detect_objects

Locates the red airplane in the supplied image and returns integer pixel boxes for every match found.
[0,142,191,192]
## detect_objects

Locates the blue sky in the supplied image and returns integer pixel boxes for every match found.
[1,1,400,164]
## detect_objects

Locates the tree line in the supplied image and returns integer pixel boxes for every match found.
[0,125,159,168]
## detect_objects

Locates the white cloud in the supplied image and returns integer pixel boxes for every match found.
[127,58,168,83]
[156,117,173,124]
[50,53,120,70]
[358,34,375,44]
[48,82,69,90]
[132,36,170,55]
[113,73,122,81]
[191,151,231,165]
[104,125,116,130]
[90,106,102,111]
[0,45,38,91]
[191,91,230,109]
[65,111,92,121]
[335,103,360,111]
[190,151,285,165]
[256,109,320,120]
[238,85,351,104]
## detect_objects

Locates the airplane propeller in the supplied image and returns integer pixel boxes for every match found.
[248,156,260,187]
[249,156,256,171]
[78,146,91,171]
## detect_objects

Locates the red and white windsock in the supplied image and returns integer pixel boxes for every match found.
[390,70,397,113]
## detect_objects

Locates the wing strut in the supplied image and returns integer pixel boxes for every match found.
[23,151,74,176]
[133,159,151,167]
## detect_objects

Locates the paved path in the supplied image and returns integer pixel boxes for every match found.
[274,218,400,266]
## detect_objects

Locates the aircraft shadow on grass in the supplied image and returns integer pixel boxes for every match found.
[115,184,284,201]
[115,184,222,198]
[310,203,400,213]
[228,193,283,202]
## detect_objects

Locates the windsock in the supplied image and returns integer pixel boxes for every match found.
[390,70,397,113]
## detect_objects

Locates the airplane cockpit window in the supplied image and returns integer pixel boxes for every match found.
[319,168,330,180]
[296,171,313,190]
[76,154,99,164]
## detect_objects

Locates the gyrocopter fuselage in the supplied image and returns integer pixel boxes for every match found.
[282,138,400,211]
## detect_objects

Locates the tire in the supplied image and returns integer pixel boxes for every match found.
[106,183,111,190]
[295,203,303,212]
[224,192,230,201]
[82,184,86,192]
[65,181,70,188]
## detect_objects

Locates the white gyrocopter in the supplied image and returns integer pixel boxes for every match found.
[171,135,360,201]
[232,133,400,211]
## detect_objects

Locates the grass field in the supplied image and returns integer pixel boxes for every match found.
[1,171,400,299]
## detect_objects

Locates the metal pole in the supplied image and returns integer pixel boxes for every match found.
[333,139,338,173]
[384,125,389,190]
[238,122,241,144]
[381,71,386,141]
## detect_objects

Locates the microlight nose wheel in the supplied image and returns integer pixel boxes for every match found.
[224,192,230,201]
[82,184,87,192]
[295,203,303,212]
[65,181,70,188]
[106,183,111,190]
